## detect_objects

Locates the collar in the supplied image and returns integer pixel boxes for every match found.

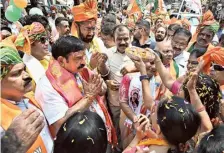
[7,99,17,105]
[174,52,184,59]
[112,47,127,55]
[7,98,25,105]
[144,37,151,45]
[111,47,118,53]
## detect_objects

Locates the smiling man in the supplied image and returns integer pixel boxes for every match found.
[119,50,158,149]
[101,25,135,150]
[0,42,53,153]
[35,36,117,147]
[187,24,219,54]
[171,27,192,76]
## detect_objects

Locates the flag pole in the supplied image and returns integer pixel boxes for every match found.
[177,0,185,19]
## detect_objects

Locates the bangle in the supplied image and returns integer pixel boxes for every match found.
[85,94,95,102]
[140,75,150,81]
[197,106,205,112]
[99,68,110,77]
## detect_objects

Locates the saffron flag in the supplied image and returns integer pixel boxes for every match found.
[151,0,167,13]
[127,0,143,21]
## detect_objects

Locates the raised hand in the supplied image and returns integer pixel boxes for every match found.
[135,114,150,140]
[195,60,205,74]
[5,109,45,153]
[98,53,108,68]
[90,52,101,69]
[82,74,103,98]
[186,72,198,91]
[130,56,147,75]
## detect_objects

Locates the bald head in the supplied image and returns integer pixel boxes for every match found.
[158,40,172,51]
[158,40,173,64]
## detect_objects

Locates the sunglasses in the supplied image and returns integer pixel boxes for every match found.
[213,65,224,71]
[37,37,49,44]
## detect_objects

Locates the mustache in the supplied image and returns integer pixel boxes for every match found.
[78,64,85,69]
[199,39,206,42]
[24,77,32,86]
[119,44,127,47]
[174,47,181,50]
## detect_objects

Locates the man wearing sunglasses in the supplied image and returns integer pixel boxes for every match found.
[13,22,51,85]
[195,47,224,87]
[210,64,224,87]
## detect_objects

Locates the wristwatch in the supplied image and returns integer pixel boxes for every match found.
[139,75,150,81]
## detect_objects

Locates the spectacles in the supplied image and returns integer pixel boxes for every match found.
[172,39,188,48]
[213,65,224,71]
[83,27,96,32]
[38,37,49,44]
[188,61,199,65]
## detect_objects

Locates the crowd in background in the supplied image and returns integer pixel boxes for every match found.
[1,0,224,153]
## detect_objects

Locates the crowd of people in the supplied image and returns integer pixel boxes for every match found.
[1,0,224,153]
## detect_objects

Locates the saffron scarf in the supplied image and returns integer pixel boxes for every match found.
[46,59,117,146]
[14,22,46,54]
[170,60,179,79]
[1,93,48,153]
[123,138,168,153]
[155,60,179,101]
[138,138,168,146]
[199,46,224,74]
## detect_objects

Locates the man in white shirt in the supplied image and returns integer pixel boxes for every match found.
[100,25,135,150]
[35,36,117,147]
[171,27,192,76]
